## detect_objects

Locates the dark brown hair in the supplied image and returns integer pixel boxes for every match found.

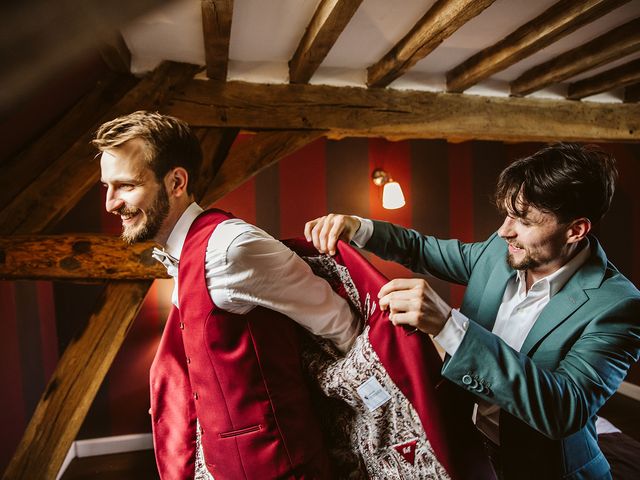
[495,143,617,225]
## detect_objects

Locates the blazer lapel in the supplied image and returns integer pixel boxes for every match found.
[473,257,515,331]
[520,238,607,356]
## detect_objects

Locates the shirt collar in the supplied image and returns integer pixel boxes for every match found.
[515,238,591,297]
[164,202,204,260]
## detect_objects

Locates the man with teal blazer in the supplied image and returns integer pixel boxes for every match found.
[305,143,640,479]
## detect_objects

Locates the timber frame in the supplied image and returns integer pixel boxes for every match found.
[2,0,639,478]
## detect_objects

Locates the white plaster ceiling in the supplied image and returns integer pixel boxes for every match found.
[121,0,640,102]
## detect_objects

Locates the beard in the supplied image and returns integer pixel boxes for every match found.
[117,187,170,244]
[506,244,545,271]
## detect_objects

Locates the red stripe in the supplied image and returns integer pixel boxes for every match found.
[448,143,474,307]
[0,282,25,473]
[368,139,413,279]
[36,281,58,381]
[279,138,327,239]
[108,281,165,435]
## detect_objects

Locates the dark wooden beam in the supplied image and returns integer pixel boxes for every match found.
[164,80,640,143]
[289,0,363,84]
[625,82,640,102]
[568,57,640,100]
[0,61,201,235]
[0,72,138,212]
[193,127,239,202]
[2,280,153,480]
[446,0,629,93]
[201,130,324,207]
[0,235,167,281]
[511,17,640,97]
[97,30,132,74]
[367,0,495,88]
[0,0,172,112]
[201,0,234,81]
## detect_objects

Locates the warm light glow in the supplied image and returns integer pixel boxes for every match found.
[382,181,405,209]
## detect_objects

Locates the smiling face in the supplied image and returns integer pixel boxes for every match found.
[100,139,170,244]
[497,201,573,279]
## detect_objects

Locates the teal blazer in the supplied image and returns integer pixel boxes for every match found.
[366,221,640,480]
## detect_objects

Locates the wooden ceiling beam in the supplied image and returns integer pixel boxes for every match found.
[625,82,640,102]
[511,17,640,97]
[0,235,167,281]
[367,0,495,88]
[0,72,138,212]
[289,0,364,84]
[3,280,153,480]
[446,0,629,93]
[165,80,640,142]
[97,30,132,74]
[193,127,239,202]
[0,61,201,235]
[201,130,324,207]
[201,0,234,81]
[568,57,640,100]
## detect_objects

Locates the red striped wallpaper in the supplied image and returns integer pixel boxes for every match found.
[1,138,639,473]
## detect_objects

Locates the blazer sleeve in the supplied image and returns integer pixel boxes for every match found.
[364,220,497,286]
[441,295,640,439]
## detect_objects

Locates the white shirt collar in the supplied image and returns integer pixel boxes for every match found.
[164,202,204,260]
[515,238,591,297]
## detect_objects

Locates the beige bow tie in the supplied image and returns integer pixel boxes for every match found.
[152,247,179,276]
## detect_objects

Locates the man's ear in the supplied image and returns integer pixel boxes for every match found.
[566,217,591,244]
[165,167,189,197]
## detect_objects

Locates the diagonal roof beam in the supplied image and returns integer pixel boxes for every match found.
[193,127,239,201]
[0,72,138,212]
[367,0,495,88]
[0,61,201,235]
[289,0,364,84]
[568,57,640,100]
[447,0,630,93]
[201,130,324,207]
[201,0,234,81]
[97,30,132,74]
[3,280,153,480]
[511,17,640,97]
[625,82,640,102]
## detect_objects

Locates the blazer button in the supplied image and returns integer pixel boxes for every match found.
[179,322,185,330]
[462,374,473,385]
[186,357,191,364]
[194,392,199,400]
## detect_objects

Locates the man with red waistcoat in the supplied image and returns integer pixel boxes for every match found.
[94,111,360,479]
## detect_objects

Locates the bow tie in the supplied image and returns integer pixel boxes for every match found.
[152,247,179,277]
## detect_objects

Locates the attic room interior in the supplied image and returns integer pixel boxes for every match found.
[1,0,640,478]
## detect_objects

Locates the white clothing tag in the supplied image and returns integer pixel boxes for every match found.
[357,376,391,412]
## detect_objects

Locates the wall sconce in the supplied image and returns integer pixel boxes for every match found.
[372,168,406,209]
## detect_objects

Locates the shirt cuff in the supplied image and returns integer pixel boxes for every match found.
[351,217,374,248]
[433,308,469,357]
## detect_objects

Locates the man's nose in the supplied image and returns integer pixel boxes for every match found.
[498,216,515,238]
[105,188,123,213]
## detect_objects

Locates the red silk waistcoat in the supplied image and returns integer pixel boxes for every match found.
[150,209,331,479]
[150,209,494,479]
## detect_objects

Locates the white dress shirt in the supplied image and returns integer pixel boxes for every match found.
[353,216,591,443]
[159,203,359,353]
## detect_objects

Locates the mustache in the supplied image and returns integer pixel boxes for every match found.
[113,206,140,216]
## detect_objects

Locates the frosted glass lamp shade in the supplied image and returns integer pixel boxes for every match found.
[382,181,405,209]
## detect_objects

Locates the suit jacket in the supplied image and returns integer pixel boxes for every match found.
[366,220,640,480]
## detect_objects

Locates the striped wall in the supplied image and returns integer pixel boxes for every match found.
[1,138,639,473]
